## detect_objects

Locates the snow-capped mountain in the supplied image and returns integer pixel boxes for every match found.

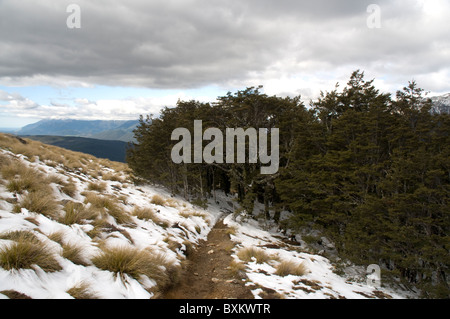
[430,93,450,114]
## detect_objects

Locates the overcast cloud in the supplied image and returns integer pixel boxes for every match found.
[0,0,449,123]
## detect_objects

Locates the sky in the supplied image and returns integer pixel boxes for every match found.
[1,0,450,128]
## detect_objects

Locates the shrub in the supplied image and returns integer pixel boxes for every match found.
[274,260,307,277]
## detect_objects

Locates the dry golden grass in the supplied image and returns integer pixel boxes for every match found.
[165,198,180,208]
[0,290,32,299]
[236,247,272,264]
[18,190,59,219]
[83,192,133,225]
[59,201,98,225]
[0,134,130,178]
[150,194,166,206]
[87,181,108,192]
[61,179,77,197]
[178,209,193,219]
[0,231,62,272]
[83,192,115,210]
[0,230,40,243]
[86,218,110,239]
[62,242,90,266]
[274,260,308,277]
[1,160,36,181]
[226,226,237,236]
[102,171,125,182]
[108,206,134,225]
[132,207,158,221]
[66,282,99,299]
[229,259,247,277]
[0,150,11,168]
[47,231,65,245]
[2,161,62,197]
[24,216,40,226]
[92,246,180,292]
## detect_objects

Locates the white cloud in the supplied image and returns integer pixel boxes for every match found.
[0,90,211,121]
[0,0,449,121]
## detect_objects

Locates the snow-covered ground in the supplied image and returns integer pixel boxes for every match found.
[223,209,416,299]
[0,139,221,299]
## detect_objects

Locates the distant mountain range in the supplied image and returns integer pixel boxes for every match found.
[430,93,450,114]
[17,119,139,142]
[22,135,129,163]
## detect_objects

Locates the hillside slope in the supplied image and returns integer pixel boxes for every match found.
[0,134,413,299]
[0,134,219,298]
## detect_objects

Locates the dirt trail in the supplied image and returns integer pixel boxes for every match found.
[162,217,254,299]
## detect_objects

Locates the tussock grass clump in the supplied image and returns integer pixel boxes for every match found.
[87,181,107,192]
[6,174,37,194]
[132,207,159,222]
[86,218,110,239]
[61,179,77,197]
[274,260,307,277]
[1,161,42,194]
[102,172,125,183]
[47,231,65,245]
[83,192,134,225]
[0,230,40,243]
[83,192,115,210]
[66,282,99,299]
[19,190,59,218]
[0,156,60,218]
[229,259,246,277]
[87,220,134,243]
[60,201,98,225]
[226,226,237,236]
[0,150,11,168]
[0,289,32,299]
[92,246,180,291]
[108,206,134,226]
[165,198,179,208]
[62,242,90,266]
[0,232,62,272]
[237,247,272,264]
[150,194,166,206]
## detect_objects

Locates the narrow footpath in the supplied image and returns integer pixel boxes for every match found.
[162,217,254,299]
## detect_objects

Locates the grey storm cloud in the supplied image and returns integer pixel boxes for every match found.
[0,0,449,93]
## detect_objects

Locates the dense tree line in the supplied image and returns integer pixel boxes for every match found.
[127,71,449,297]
